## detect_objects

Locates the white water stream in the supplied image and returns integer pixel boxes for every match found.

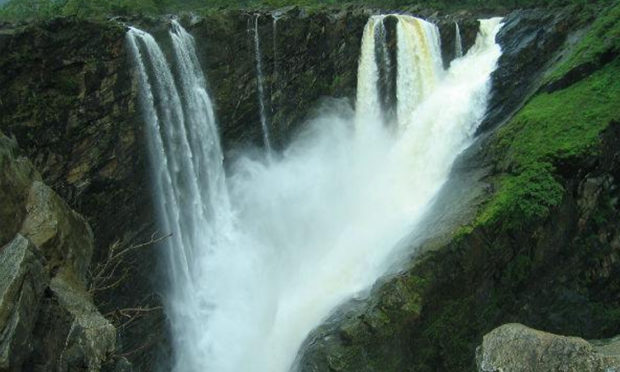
[252,14,272,152]
[128,15,503,372]
[455,21,464,59]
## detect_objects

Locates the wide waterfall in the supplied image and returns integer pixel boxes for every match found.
[395,15,444,131]
[128,14,503,372]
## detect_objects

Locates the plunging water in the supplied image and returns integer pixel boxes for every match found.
[455,21,464,59]
[128,15,503,372]
[252,14,272,151]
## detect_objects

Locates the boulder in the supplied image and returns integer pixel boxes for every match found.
[476,323,620,372]
[52,270,116,372]
[20,181,94,282]
[0,135,39,247]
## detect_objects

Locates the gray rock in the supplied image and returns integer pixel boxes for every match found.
[0,234,47,371]
[0,131,116,371]
[20,181,94,282]
[51,270,116,372]
[476,323,620,372]
[0,134,39,247]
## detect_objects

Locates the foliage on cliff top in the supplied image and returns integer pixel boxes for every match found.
[476,3,620,229]
[0,0,616,22]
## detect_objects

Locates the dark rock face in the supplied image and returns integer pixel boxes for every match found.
[186,8,370,151]
[436,15,480,69]
[476,323,620,372]
[0,18,149,252]
[478,8,574,133]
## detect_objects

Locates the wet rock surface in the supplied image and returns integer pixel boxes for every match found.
[479,8,575,133]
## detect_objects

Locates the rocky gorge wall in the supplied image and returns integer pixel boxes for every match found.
[0,2,618,370]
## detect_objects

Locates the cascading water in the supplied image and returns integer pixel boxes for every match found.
[127,22,234,370]
[355,15,385,134]
[395,15,444,132]
[455,21,464,59]
[252,14,272,151]
[272,14,281,97]
[128,14,503,372]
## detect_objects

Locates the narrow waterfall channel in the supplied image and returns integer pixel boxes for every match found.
[455,21,464,58]
[128,15,503,372]
[252,14,272,152]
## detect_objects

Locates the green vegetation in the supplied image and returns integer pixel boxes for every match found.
[475,1,620,229]
[0,0,615,22]
[546,1,620,83]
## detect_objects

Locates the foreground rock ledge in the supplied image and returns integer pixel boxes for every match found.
[476,323,620,372]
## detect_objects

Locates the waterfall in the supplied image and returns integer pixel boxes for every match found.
[395,15,444,132]
[169,20,230,222]
[126,26,206,285]
[129,14,503,372]
[355,15,385,136]
[272,14,281,97]
[127,21,234,371]
[377,17,395,123]
[252,14,272,151]
[455,21,464,59]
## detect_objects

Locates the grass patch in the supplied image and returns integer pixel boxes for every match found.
[546,1,620,83]
[477,53,620,228]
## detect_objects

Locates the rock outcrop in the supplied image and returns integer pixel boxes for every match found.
[476,323,620,372]
[0,235,46,371]
[0,132,116,371]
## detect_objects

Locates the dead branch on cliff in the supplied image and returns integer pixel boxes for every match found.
[88,231,171,295]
